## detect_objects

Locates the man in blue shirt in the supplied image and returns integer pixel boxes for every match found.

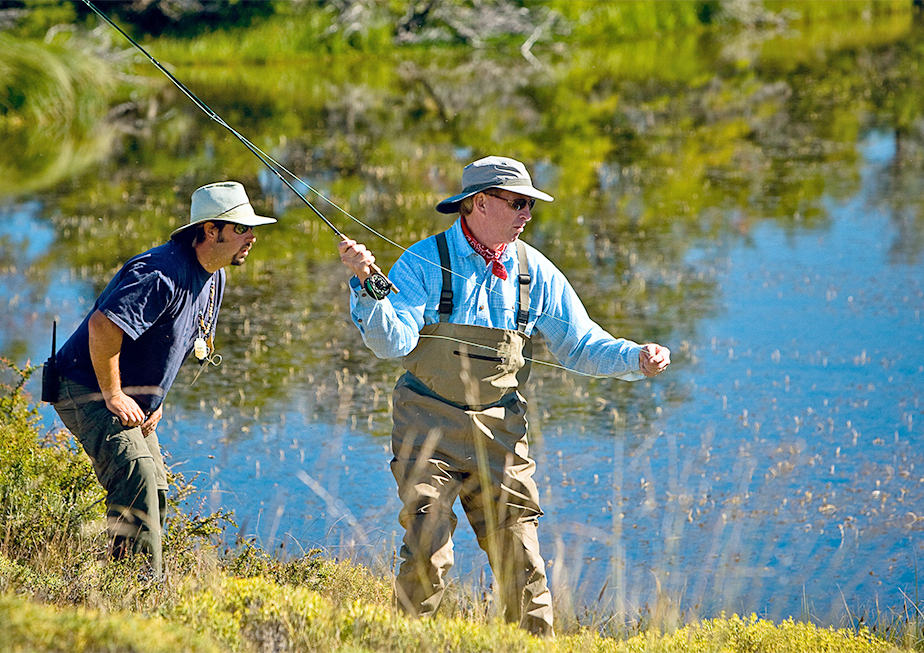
[49,181,275,577]
[339,156,670,636]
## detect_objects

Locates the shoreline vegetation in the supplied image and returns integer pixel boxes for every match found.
[3,1,924,651]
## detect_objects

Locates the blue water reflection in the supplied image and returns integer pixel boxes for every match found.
[0,200,93,360]
[597,129,923,620]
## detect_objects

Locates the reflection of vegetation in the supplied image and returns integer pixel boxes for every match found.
[67,0,915,57]
[864,22,924,263]
[0,34,118,196]
[5,6,923,418]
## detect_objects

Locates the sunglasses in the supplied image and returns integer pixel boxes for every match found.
[230,223,252,235]
[484,190,536,212]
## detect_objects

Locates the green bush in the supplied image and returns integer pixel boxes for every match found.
[543,0,713,42]
[4,0,78,40]
[0,360,103,568]
[171,574,546,653]
[0,33,122,195]
[0,33,113,127]
[621,613,898,653]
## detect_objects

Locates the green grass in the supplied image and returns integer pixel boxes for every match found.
[1,579,914,653]
[0,33,113,128]
[0,592,222,653]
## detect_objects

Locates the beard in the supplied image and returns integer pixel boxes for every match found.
[218,229,248,266]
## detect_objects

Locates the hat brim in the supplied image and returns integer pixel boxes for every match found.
[436,182,554,214]
[170,204,277,238]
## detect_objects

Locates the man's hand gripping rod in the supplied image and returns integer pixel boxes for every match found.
[82,0,397,293]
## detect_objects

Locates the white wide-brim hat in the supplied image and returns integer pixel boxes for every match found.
[436,156,553,214]
[171,181,277,237]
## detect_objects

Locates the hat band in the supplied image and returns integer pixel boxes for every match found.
[209,202,251,221]
[189,202,256,224]
[460,178,531,195]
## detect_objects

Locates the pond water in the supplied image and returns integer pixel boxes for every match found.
[2,16,923,626]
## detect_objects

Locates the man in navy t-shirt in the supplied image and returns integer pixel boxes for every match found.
[50,181,276,576]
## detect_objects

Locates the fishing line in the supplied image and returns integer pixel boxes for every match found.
[83,1,635,368]
[80,0,398,293]
[417,333,620,379]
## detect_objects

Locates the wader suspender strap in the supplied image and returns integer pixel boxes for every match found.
[436,232,454,322]
[515,240,530,334]
[435,232,531,332]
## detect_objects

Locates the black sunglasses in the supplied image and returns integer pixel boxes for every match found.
[484,190,536,212]
[211,220,252,235]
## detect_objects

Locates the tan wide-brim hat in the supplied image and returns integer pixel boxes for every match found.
[436,156,554,214]
[170,181,277,238]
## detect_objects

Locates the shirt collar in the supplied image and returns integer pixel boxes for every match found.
[448,218,515,263]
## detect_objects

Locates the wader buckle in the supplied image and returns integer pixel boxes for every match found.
[439,289,454,316]
[516,272,531,325]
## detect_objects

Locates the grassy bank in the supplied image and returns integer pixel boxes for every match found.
[2,361,922,652]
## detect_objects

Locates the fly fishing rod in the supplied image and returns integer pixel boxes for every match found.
[79,0,640,379]
[81,0,397,294]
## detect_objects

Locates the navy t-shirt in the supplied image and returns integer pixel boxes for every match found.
[56,239,226,413]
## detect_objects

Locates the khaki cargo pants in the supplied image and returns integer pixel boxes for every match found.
[53,377,168,576]
[390,374,553,636]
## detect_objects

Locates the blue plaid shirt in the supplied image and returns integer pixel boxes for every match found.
[349,219,644,380]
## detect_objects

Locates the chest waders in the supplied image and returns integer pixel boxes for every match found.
[389,232,554,636]
[402,232,532,408]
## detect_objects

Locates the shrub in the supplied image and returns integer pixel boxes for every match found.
[0,360,104,573]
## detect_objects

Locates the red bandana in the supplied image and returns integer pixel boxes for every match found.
[461,218,507,280]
